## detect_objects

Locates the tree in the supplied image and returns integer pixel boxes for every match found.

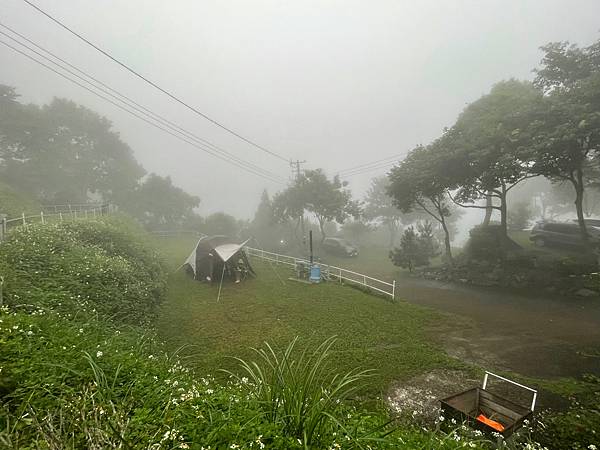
[531,39,600,242]
[272,183,306,243]
[389,224,438,272]
[203,212,239,237]
[248,190,289,248]
[363,176,404,247]
[124,174,200,229]
[0,89,144,203]
[273,169,361,242]
[341,220,372,245]
[415,220,441,260]
[387,143,456,263]
[444,80,543,240]
[299,169,361,242]
[507,202,533,231]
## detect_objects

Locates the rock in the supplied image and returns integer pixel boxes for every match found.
[575,288,598,297]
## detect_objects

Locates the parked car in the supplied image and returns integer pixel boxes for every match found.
[530,221,600,248]
[322,237,359,257]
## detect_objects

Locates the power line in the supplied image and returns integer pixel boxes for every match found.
[20,0,291,164]
[337,152,404,175]
[0,24,286,183]
[0,38,286,185]
[340,160,399,178]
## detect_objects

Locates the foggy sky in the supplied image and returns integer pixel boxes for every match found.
[1,0,600,220]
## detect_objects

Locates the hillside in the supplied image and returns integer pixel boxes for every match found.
[0,220,489,449]
[1,221,596,449]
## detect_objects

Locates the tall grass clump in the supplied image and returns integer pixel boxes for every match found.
[228,336,375,446]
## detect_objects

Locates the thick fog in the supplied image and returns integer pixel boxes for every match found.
[1,0,600,220]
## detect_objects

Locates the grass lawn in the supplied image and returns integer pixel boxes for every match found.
[153,236,464,397]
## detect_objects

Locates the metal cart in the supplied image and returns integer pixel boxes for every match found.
[439,371,537,438]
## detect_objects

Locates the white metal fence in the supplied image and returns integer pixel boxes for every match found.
[0,205,110,242]
[245,246,396,300]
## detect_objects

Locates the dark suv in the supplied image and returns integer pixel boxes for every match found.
[322,237,359,257]
[530,221,600,248]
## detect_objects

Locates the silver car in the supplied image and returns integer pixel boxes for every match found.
[322,237,359,257]
[530,221,600,248]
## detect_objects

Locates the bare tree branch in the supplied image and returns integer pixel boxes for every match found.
[447,190,500,210]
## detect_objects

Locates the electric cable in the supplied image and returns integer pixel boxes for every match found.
[0,38,286,184]
[21,0,291,163]
[0,24,286,182]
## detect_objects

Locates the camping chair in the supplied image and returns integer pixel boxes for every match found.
[295,260,309,280]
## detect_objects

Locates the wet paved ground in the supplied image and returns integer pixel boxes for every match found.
[394,275,600,379]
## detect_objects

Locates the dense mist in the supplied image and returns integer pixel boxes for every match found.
[2,0,599,220]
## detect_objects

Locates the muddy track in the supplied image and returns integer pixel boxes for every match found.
[394,274,600,379]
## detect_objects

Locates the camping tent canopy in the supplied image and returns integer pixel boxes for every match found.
[182,235,254,281]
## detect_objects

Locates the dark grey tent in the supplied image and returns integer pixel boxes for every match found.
[182,235,255,282]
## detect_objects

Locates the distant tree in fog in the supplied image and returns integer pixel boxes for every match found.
[442,80,543,240]
[273,169,361,242]
[123,174,200,230]
[364,176,403,247]
[387,143,455,264]
[0,87,143,204]
[531,39,600,242]
[203,212,239,238]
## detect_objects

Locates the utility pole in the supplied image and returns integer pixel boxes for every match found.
[290,159,307,251]
[290,159,306,181]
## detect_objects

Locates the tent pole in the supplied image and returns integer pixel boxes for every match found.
[309,230,313,264]
[216,264,226,303]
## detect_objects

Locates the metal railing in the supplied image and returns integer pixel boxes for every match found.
[149,230,205,238]
[245,246,396,300]
[41,202,110,213]
[0,206,109,242]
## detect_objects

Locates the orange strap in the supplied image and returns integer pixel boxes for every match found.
[476,414,505,432]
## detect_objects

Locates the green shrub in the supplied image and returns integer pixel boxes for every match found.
[551,254,598,277]
[533,375,600,450]
[390,223,440,271]
[0,218,166,324]
[464,225,521,262]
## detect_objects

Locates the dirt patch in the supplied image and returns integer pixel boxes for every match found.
[386,369,569,425]
[386,369,478,422]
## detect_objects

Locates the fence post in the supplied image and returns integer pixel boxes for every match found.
[339,268,342,283]
[22,212,26,226]
[84,210,88,219]
[93,208,96,218]
[40,211,45,224]
[392,280,396,301]
[0,216,6,242]
[59,212,63,222]
[363,274,366,286]
[74,210,77,219]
